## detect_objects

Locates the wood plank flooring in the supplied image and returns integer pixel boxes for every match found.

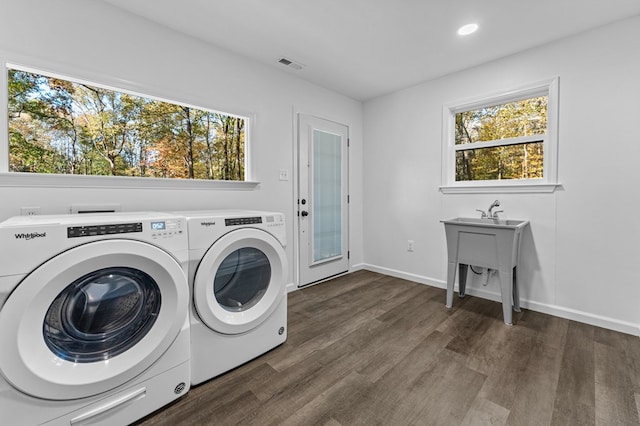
[137,270,640,426]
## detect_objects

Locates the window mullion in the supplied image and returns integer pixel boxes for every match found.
[454,134,546,152]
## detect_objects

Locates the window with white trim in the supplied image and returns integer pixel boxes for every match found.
[6,65,248,182]
[441,78,559,193]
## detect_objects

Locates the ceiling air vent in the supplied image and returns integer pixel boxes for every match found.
[277,57,304,70]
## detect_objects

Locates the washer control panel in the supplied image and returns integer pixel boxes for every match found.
[150,219,183,239]
[67,220,183,239]
[68,222,142,238]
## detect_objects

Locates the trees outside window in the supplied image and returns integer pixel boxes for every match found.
[454,96,547,182]
[7,67,246,181]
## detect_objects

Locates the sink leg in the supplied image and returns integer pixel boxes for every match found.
[498,268,514,325]
[513,266,521,312]
[446,261,456,308]
[458,263,468,298]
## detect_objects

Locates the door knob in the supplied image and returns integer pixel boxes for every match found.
[301,211,309,217]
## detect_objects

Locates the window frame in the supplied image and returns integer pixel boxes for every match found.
[440,77,560,193]
[0,56,258,190]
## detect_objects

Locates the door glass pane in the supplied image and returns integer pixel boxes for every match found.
[214,247,271,312]
[312,129,342,263]
[43,267,161,363]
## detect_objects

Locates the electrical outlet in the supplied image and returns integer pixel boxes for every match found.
[279,169,289,181]
[407,240,414,252]
[21,206,41,216]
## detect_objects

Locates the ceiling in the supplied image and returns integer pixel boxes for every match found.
[102,0,640,101]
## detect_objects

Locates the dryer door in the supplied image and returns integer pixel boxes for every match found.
[194,228,287,334]
[0,240,188,400]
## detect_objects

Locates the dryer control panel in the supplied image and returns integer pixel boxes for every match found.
[224,215,284,230]
[264,214,284,230]
[225,217,262,226]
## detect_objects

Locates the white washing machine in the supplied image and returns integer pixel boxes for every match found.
[0,212,191,425]
[177,210,288,385]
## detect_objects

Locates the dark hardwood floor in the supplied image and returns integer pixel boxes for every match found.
[138,270,640,425]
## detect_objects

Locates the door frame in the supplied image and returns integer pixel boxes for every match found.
[292,109,350,288]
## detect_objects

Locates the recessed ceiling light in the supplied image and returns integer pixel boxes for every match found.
[457,23,479,36]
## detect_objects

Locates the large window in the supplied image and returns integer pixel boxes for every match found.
[441,78,559,193]
[7,66,247,181]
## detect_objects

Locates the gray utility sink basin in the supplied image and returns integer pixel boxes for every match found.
[441,217,529,325]
[443,217,528,229]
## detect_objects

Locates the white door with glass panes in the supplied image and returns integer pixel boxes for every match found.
[297,114,349,287]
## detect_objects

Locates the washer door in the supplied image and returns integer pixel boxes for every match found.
[194,228,287,335]
[0,239,188,400]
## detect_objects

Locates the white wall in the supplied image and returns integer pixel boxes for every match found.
[363,16,640,335]
[0,0,364,286]
[2,1,636,335]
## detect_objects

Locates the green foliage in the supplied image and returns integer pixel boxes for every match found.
[7,69,245,180]
[455,96,547,181]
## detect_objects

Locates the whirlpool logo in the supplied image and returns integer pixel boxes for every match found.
[14,231,47,240]
[200,221,216,227]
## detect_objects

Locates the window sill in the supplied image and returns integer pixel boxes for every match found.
[439,182,561,194]
[0,172,260,190]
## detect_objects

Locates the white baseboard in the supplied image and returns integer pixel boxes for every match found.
[362,263,446,288]
[361,263,640,337]
[349,263,366,272]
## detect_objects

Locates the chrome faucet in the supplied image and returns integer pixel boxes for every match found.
[488,200,501,218]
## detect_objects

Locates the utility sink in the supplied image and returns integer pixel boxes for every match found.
[441,217,529,325]
[442,217,529,229]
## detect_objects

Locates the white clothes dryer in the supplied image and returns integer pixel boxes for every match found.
[177,210,288,385]
[0,212,190,425]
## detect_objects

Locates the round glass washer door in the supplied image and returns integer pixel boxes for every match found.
[42,266,161,364]
[194,228,287,335]
[0,239,188,400]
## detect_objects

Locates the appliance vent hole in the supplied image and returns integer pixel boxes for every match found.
[278,58,292,66]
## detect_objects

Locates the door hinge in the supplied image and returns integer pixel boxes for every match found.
[347,195,350,203]
[347,138,350,147]
[348,250,350,259]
